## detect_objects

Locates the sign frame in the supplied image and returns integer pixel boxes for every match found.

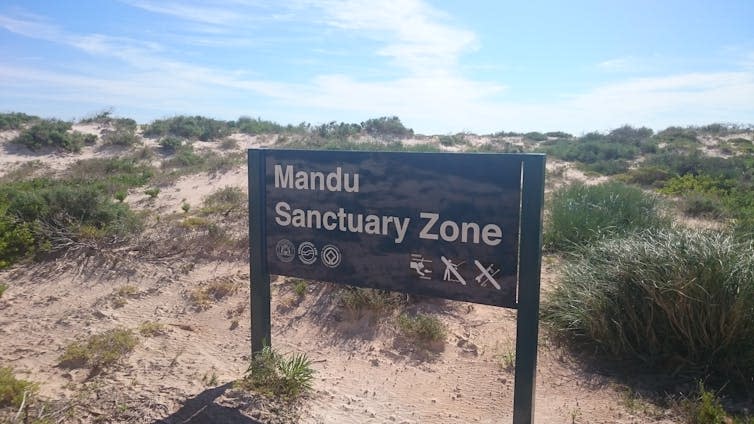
[248,149,544,424]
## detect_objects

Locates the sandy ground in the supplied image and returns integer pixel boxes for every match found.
[2,124,735,423]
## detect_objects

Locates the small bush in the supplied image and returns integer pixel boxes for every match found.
[102,119,140,147]
[189,277,239,310]
[544,182,669,251]
[524,131,547,142]
[361,116,413,138]
[619,166,674,187]
[144,188,160,198]
[339,287,398,313]
[293,280,307,297]
[0,112,38,130]
[59,328,138,369]
[163,144,205,168]
[0,283,6,298]
[241,346,314,398]
[138,321,166,337]
[0,366,38,408]
[397,313,446,343]
[438,134,466,146]
[144,115,231,141]
[202,186,245,216]
[159,136,185,152]
[543,229,754,387]
[682,194,726,219]
[219,138,239,150]
[12,119,94,152]
[545,131,572,138]
[233,116,285,135]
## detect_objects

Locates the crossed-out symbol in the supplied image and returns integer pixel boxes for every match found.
[321,244,341,268]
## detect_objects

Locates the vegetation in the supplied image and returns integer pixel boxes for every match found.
[138,321,166,337]
[544,182,668,251]
[0,156,151,268]
[189,277,239,310]
[361,116,413,138]
[12,119,96,152]
[101,117,140,147]
[0,112,38,130]
[143,115,232,141]
[59,328,138,369]
[293,279,307,297]
[397,313,446,344]
[233,116,287,135]
[539,126,656,175]
[0,283,6,298]
[0,366,38,408]
[241,346,314,398]
[543,228,754,388]
[339,287,401,313]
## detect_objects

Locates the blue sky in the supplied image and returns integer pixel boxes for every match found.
[1,1,753,134]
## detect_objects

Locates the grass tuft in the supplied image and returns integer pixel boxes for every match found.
[397,313,446,344]
[543,228,754,387]
[544,181,669,251]
[59,328,138,369]
[240,346,314,398]
[0,366,38,408]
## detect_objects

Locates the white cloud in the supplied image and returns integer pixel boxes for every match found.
[306,0,477,74]
[122,1,245,26]
[1,5,752,133]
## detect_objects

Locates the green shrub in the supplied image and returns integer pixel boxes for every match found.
[159,136,185,152]
[163,144,204,168]
[545,131,572,138]
[0,179,141,264]
[618,166,674,187]
[202,186,245,216]
[580,159,629,175]
[361,116,413,138]
[0,112,38,130]
[682,194,726,219]
[241,346,314,398]
[59,328,138,369]
[102,119,140,147]
[143,115,231,141]
[543,228,754,387]
[438,134,466,146]
[0,204,37,269]
[541,133,640,165]
[660,174,734,197]
[0,283,7,298]
[524,131,547,142]
[654,126,700,152]
[544,182,669,251]
[233,116,286,135]
[339,287,398,312]
[12,119,95,152]
[0,366,38,408]
[144,188,160,198]
[397,313,446,343]
[313,121,361,140]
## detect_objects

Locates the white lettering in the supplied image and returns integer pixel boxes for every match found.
[274,201,291,225]
[274,165,293,188]
[419,212,439,240]
[482,224,503,246]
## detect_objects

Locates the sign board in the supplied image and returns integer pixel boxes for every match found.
[248,149,545,424]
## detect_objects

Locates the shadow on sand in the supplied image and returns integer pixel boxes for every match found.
[154,383,261,424]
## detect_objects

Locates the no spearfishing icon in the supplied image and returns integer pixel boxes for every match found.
[473,260,501,290]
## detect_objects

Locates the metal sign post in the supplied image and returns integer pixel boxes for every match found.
[248,149,545,423]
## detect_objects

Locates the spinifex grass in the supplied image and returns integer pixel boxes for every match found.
[543,228,754,387]
[544,181,669,251]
